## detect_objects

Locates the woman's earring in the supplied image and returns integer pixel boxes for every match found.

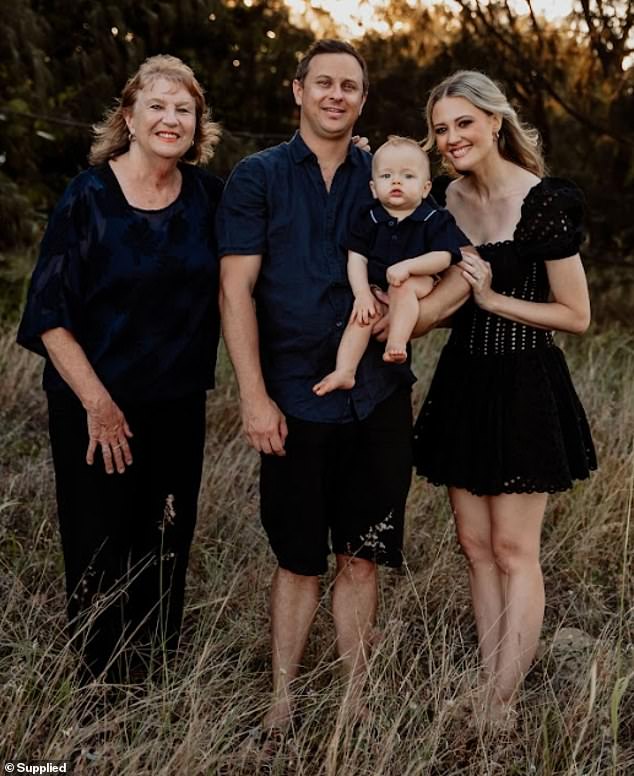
[128,130,136,142]
[493,130,499,142]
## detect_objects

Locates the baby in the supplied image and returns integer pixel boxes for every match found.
[313,136,469,395]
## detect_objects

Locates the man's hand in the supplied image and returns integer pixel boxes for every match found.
[386,261,411,287]
[241,394,288,455]
[351,292,380,325]
[369,286,390,341]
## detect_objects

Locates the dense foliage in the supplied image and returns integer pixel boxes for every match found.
[1,0,633,319]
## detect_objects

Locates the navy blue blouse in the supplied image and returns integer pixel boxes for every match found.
[347,200,470,289]
[17,163,223,403]
[216,131,415,424]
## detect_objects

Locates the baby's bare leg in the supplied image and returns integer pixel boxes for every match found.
[313,317,376,395]
[384,276,435,364]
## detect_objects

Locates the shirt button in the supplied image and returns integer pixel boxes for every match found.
[392,234,398,241]
[388,220,395,227]
[336,321,344,328]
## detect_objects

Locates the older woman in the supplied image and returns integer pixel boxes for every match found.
[410,71,596,723]
[17,55,222,682]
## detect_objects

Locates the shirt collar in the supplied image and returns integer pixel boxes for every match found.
[288,130,362,167]
[371,199,437,223]
[289,130,314,164]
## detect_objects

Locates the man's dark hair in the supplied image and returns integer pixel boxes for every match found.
[295,39,369,95]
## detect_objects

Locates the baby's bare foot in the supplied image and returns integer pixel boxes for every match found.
[313,370,356,395]
[383,344,407,364]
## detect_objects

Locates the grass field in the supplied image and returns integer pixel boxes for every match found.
[0,319,632,775]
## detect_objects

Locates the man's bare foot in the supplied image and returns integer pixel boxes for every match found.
[471,695,518,734]
[242,725,287,763]
[383,344,407,364]
[313,370,356,395]
[262,696,293,732]
[240,697,293,760]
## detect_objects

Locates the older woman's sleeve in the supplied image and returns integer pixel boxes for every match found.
[17,181,86,356]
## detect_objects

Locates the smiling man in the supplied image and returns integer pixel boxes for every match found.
[217,40,415,734]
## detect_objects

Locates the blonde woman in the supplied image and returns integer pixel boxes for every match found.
[411,71,596,723]
[18,55,222,682]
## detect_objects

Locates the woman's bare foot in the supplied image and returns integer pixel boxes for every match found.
[383,343,407,363]
[443,683,490,724]
[341,701,372,727]
[313,370,356,395]
[471,683,492,714]
[339,684,372,725]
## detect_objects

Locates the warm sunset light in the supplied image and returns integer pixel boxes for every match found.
[284,0,574,37]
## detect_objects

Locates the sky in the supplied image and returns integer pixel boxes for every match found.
[284,0,575,38]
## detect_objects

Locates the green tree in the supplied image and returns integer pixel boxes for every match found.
[354,0,634,264]
[0,0,314,195]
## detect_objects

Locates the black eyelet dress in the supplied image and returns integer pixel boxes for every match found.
[413,177,597,495]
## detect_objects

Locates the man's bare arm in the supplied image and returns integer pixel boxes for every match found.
[219,254,288,455]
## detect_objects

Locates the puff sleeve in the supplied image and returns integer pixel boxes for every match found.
[16,178,87,356]
[516,178,585,261]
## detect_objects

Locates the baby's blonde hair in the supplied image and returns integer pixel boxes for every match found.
[372,135,431,179]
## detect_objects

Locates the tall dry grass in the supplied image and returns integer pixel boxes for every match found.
[0,322,632,775]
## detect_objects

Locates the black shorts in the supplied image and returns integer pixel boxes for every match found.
[260,388,413,576]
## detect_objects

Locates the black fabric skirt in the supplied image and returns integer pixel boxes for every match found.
[413,344,597,496]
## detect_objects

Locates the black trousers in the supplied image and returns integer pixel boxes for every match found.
[47,390,206,681]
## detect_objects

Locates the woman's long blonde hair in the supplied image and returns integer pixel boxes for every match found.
[423,70,545,177]
[89,54,221,166]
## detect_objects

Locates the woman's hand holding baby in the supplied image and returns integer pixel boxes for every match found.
[459,246,495,309]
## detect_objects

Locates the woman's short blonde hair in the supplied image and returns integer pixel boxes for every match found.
[423,70,545,177]
[89,54,221,166]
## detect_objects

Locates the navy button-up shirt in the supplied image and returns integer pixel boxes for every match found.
[217,131,415,423]
[347,200,469,289]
